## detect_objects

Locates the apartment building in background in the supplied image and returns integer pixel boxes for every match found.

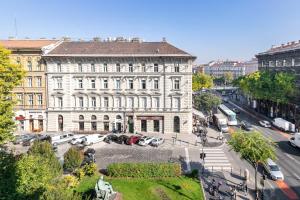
[256,40,300,128]
[44,38,196,134]
[0,39,58,133]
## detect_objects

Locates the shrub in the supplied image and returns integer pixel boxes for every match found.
[107,163,181,178]
[74,168,85,180]
[29,141,62,176]
[62,175,79,189]
[41,184,82,200]
[189,169,199,178]
[63,147,83,172]
[82,163,97,176]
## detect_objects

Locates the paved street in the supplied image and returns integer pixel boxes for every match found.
[223,98,300,200]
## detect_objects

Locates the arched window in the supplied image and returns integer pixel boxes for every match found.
[79,115,84,131]
[91,115,97,131]
[104,115,109,121]
[58,115,63,131]
[174,116,180,133]
[116,115,122,120]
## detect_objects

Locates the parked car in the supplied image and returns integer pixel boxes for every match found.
[241,121,254,131]
[116,135,130,144]
[263,158,284,180]
[22,135,38,146]
[138,137,154,146]
[13,134,34,145]
[50,133,74,146]
[259,120,271,128]
[150,138,164,147]
[126,136,141,145]
[104,134,119,144]
[232,108,240,114]
[83,134,107,146]
[223,97,229,103]
[70,136,86,145]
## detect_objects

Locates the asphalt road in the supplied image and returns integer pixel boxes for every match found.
[223,100,300,200]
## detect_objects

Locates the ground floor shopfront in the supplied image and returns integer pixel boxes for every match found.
[47,111,192,134]
[14,110,46,133]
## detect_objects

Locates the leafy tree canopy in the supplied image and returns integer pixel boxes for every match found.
[193,92,222,114]
[192,73,214,91]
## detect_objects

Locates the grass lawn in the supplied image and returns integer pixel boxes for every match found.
[76,174,204,200]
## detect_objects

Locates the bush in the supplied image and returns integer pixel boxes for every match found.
[107,163,181,178]
[41,184,82,200]
[74,168,85,180]
[188,169,199,178]
[29,141,62,176]
[63,147,83,172]
[82,163,97,176]
[62,175,79,189]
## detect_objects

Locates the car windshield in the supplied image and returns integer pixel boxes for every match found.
[270,165,280,171]
[221,124,227,128]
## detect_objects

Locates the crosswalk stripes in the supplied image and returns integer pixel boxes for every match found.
[201,148,231,171]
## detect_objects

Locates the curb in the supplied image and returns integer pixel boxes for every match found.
[198,174,207,200]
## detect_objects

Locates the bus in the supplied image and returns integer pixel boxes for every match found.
[218,104,238,126]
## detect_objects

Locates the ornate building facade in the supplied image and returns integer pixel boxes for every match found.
[0,39,58,133]
[44,39,195,134]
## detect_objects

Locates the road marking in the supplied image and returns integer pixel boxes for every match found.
[293,173,300,180]
[285,153,300,165]
[276,180,299,200]
[184,147,191,172]
[228,101,290,139]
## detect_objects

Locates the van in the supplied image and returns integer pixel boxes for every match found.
[51,133,74,146]
[82,134,107,146]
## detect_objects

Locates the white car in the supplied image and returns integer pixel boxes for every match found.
[83,134,107,146]
[259,120,271,128]
[263,158,284,181]
[150,138,165,147]
[138,137,154,146]
[70,136,86,145]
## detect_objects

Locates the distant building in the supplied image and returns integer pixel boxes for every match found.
[256,40,300,128]
[203,60,257,79]
[192,65,205,74]
[0,39,59,133]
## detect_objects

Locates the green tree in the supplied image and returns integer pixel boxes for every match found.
[63,147,84,172]
[193,93,222,114]
[223,72,234,86]
[192,73,214,91]
[16,154,58,199]
[228,130,276,198]
[29,141,62,176]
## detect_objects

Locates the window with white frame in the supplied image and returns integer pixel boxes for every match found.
[37,77,42,87]
[91,97,96,107]
[78,63,83,72]
[91,79,96,89]
[173,97,180,109]
[56,78,62,89]
[57,63,62,72]
[17,94,23,105]
[128,79,134,89]
[128,97,134,108]
[142,63,146,72]
[104,63,108,72]
[115,97,121,108]
[37,62,42,71]
[28,77,32,87]
[175,63,180,72]
[115,79,120,89]
[78,79,83,89]
[37,94,43,106]
[116,63,121,72]
[103,79,108,89]
[141,79,146,89]
[141,97,147,108]
[79,97,84,107]
[91,63,95,72]
[154,64,158,72]
[154,79,159,89]
[129,64,133,72]
[27,60,32,71]
[174,79,180,90]
[153,97,159,108]
[58,97,63,108]
[28,94,33,106]
[104,97,109,107]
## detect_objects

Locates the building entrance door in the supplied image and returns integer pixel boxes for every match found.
[128,116,134,133]
[116,122,122,132]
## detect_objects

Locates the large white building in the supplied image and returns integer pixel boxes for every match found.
[44,39,196,134]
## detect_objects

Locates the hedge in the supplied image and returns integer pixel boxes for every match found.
[107,163,181,178]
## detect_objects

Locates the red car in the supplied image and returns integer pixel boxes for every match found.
[126,136,141,145]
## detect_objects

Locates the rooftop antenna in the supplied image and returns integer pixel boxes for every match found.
[14,17,18,38]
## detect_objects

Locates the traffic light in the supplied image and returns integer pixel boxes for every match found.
[200,153,206,159]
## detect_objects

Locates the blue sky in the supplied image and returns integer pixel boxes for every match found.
[1,0,300,63]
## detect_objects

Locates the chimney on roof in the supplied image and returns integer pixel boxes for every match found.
[162,37,167,42]
[93,37,101,41]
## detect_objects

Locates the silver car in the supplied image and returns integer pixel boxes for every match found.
[150,138,165,147]
[263,158,284,180]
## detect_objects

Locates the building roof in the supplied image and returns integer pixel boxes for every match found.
[0,39,58,50]
[257,40,300,56]
[45,41,195,58]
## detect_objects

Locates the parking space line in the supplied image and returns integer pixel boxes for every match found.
[184,147,191,172]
